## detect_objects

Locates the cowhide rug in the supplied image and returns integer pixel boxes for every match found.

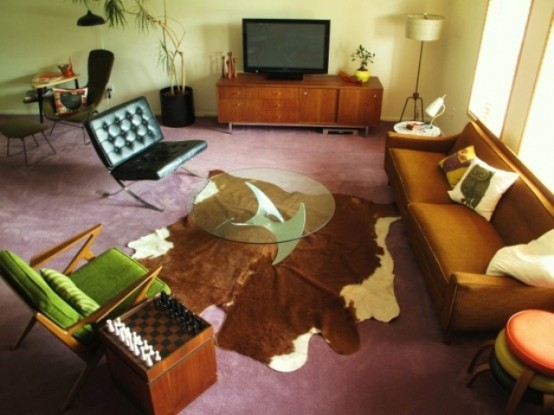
[129,194,400,372]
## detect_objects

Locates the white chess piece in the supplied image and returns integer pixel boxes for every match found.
[106,319,114,333]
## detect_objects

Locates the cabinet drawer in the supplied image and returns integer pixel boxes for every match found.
[218,99,259,122]
[260,99,298,112]
[219,87,258,99]
[258,88,296,100]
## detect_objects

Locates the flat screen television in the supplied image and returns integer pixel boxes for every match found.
[242,18,331,80]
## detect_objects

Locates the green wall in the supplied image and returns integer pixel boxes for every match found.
[0,0,486,134]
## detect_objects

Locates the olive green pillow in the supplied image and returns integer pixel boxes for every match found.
[41,268,100,316]
[438,145,476,188]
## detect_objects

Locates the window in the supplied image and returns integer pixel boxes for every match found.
[468,0,531,137]
[519,16,554,190]
[469,0,553,192]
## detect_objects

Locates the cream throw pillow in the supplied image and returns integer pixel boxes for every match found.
[487,229,554,287]
[448,158,518,221]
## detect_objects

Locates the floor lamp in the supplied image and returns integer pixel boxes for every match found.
[399,14,444,122]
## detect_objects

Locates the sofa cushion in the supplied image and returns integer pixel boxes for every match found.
[448,158,518,221]
[0,250,83,327]
[408,203,506,280]
[0,250,96,343]
[387,148,452,205]
[487,229,554,287]
[70,248,170,306]
[438,145,476,188]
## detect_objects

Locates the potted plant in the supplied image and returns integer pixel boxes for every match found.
[72,0,195,127]
[350,44,375,83]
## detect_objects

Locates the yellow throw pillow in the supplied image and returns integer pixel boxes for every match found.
[438,145,476,188]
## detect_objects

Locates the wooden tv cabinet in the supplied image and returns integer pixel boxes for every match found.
[217,73,383,134]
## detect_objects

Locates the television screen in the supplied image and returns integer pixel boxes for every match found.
[242,18,331,80]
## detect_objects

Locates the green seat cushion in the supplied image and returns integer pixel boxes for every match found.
[41,268,100,316]
[70,248,170,307]
[0,250,95,343]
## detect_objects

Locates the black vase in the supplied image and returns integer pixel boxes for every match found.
[159,86,195,127]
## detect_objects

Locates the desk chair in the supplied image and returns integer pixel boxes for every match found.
[42,49,114,143]
[85,96,207,211]
[0,224,170,412]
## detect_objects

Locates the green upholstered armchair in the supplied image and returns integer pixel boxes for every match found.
[0,223,170,412]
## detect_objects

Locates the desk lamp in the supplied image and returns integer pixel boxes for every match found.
[425,95,446,128]
[399,13,444,122]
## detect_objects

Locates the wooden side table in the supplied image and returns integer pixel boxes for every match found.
[99,297,217,415]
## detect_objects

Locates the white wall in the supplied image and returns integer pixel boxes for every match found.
[0,0,484,134]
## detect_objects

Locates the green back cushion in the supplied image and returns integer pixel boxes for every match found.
[0,250,95,343]
[41,268,100,316]
[70,248,170,307]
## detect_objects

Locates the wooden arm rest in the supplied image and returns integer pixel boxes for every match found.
[30,224,103,273]
[66,266,162,334]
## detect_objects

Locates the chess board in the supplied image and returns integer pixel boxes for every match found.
[103,294,210,370]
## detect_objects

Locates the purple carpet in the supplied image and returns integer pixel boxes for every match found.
[0,114,533,414]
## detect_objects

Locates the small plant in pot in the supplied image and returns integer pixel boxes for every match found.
[350,44,375,83]
[72,0,195,127]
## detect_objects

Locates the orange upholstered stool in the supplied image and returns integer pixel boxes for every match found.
[502,310,554,413]
[466,310,554,415]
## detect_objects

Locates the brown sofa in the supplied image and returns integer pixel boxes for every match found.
[384,121,554,340]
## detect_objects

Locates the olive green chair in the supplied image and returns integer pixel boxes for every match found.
[0,223,170,412]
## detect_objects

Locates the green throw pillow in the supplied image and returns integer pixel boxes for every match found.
[41,268,100,316]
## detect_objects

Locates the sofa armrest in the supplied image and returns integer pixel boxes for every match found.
[440,272,554,334]
[386,131,459,154]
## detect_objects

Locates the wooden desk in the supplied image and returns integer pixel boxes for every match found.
[29,72,80,123]
[99,298,217,415]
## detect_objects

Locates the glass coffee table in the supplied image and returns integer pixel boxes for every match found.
[189,168,336,264]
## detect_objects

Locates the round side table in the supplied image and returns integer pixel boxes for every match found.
[393,121,441,137]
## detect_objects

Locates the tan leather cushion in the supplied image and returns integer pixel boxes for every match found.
[388,148,452,205]
[408,203,506,280]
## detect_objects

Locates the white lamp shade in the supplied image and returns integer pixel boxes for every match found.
[426,95,446,122]
[406,14,444,42]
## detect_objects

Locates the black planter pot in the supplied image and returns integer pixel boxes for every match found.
[159,86,195,127]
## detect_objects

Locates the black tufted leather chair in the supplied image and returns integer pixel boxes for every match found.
[85,96,207,211]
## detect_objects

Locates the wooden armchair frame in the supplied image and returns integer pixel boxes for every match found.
[4,223,162,412]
